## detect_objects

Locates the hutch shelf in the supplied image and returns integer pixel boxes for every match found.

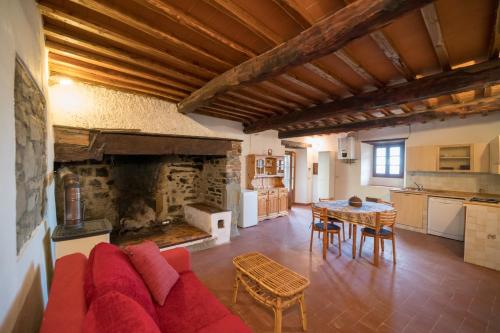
[246,154,288,221]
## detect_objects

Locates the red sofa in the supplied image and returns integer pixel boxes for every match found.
[39,244,251,333]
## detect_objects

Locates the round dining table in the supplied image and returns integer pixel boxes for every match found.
[314,200,395,266]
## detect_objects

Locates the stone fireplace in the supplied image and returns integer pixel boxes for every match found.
[54,126,241,248]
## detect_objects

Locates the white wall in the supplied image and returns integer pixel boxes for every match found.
[332,113,500,201]
[0,0,56,332]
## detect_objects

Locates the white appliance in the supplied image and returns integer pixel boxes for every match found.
[338,136,356,160]
[427,197,465,241]
[239,190,258,228]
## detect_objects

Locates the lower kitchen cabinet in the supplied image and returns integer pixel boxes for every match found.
[390,191,427,232]
[257,188,289,221]
[464,203,500,271]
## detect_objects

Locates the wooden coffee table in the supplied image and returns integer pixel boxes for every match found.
[233,252,310,333]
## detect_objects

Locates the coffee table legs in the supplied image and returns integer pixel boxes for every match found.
[299,294,307,331]
[274,297,283,333]
[233,271,240,303]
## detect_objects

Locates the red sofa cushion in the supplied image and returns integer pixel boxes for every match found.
[197,315,252,333]
[84,243,159,323]
[125,241,179,306]
[155,271,231,333]
[160,247,191,273]
[40,253,88,333]
[83,291,161,333]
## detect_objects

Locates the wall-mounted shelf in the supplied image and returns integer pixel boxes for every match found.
[438,145,472,172]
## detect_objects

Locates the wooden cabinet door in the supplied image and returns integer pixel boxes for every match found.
[406,146,437,172]
[391,192,426,229]
[258,193,267,219]
[473,143,490,173]
[279,189,288,213]
[268,194,279,215]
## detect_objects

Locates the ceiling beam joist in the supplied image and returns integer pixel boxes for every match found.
[178,0,433,114]
[44,26,205,87]
[67,0,232,70]
[46,40,194,93]
[279,96,500,138]
[421,3,450,70]
[244,59,500,133]
[39,4,217,79]
[141,0,256,58]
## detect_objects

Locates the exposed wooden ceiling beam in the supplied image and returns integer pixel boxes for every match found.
[49,56,187,99]
[334,49,383,88]
[66,0,232,70]
[227,92,288,113]
[46,40,194,93]
[489,0,500,59]
[44,26,205,87]
[272,0,312,29]
[275,0,378,92]
[203,0,282,46]
[50,68,180,103]
[199,106,256,122]
[178,0,433,114]
[244,59,500,133]
[38,4,217,79]
[370,31,414,80]
[212,99,276,116]
[242,86,302,109]
[197,108,251,123]
[279,98,500,138]
[280,74,332,100]
[302,63,357,96]
[342,0,412,81]
[421,3,450,70]
[140,0,256,57]
[261,81,314,106]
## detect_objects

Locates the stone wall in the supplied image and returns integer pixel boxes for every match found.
[14,57,47,253]
[55,150,241,233]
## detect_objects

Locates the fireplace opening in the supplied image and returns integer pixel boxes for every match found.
[55,153,239,248]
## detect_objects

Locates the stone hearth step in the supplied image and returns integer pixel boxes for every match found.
[111,223,212,249]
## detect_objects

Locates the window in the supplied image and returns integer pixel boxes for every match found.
[372,142,404,178]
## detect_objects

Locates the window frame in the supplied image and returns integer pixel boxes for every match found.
[372,142,405,178]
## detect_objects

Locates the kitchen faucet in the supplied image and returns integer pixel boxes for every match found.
[414,182,424,191]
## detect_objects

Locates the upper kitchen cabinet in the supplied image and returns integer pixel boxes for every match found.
[406,146,438,172]
[407,143,490,173]
[490,136,500,174]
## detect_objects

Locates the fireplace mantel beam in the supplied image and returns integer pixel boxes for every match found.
[53,126,242,162]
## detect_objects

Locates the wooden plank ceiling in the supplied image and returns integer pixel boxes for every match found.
[39,0,500,138]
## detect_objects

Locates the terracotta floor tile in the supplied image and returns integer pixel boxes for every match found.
[190,206,500,333]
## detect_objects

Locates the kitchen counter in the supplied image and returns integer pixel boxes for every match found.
[390,188,500,207]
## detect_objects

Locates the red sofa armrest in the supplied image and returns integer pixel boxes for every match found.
[40,253,88,333]
[160,247,191,273]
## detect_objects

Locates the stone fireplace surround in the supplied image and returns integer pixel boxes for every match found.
[53,126,242,247]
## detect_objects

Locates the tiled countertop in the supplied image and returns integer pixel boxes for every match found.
[390,188,500,208]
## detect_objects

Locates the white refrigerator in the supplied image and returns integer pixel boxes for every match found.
[239,190,258,228]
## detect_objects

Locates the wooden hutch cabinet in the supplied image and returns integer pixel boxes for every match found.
[247,154,288,221]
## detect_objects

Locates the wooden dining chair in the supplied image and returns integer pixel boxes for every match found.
[359,209,397,264]
[318,197,350,240]
[310,206,341,259]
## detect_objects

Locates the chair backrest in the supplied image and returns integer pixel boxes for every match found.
[366,196,394,207]
[311,206,328,229]
[376,209,397,229]
[319,197,335,202]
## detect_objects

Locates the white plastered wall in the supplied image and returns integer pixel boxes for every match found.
[0,0,57,331]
